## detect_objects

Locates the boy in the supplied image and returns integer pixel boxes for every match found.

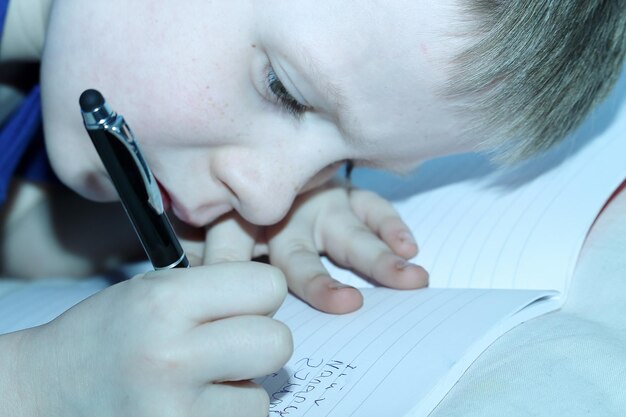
[1,0,624,416]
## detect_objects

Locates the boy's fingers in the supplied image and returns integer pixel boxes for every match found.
[349,190,418,259]
[195,382,270,417]
[204,213,258,264]
[323,217,428,290]
[135,263,287,322]
[297,273,363,314]
[269,234,363,314]
[348,189,397,223]
[187,315,293,383]
[272,244,363,314]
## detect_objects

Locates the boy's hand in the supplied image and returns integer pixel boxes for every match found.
[13,264,292,417]
[197,186,429,314]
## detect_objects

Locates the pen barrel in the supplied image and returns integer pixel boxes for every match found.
[86,127,189,269]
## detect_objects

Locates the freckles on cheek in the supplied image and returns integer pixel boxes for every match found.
[179,91,242,144]
[201,95,232,126]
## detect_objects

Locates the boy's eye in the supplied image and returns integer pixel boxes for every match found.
[266,66,311,118]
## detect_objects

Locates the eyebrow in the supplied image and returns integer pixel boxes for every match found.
[296,47,347,112]
[291,46,365,143]
[287,45,423,175]
[292,48,424,176]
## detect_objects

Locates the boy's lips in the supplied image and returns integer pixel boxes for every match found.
[155,179,172,211]
[171,202,233,227]
[154,178,232,226]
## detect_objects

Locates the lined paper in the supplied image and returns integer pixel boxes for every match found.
[260,288,556,417]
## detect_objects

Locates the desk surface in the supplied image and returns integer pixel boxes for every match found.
[431,184,626,416]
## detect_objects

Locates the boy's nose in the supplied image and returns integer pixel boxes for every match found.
[231,177,300,226]
[216,161,302,226]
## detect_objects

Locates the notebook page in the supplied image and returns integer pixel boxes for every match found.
[259,287,555,417]
[324,68,626,295]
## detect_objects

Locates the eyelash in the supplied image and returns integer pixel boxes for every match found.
[266,66,310,118]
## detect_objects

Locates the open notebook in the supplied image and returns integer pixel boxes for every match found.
[1,73,625,416]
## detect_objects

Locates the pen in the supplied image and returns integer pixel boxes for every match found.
[79,89,190,270]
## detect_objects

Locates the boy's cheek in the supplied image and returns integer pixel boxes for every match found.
[41,119,118,203]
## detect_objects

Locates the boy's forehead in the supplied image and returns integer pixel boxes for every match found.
[259,0,472,162]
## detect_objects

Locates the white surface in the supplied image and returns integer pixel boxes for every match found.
[429,187,626,416]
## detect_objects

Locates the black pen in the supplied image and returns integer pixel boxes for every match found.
[79,89,189,270]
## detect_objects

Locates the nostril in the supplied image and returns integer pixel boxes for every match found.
[219,179,238,200]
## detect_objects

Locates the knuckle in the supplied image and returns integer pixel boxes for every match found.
[346,223,374,237]
[130,274,179,319]
[242,262,287,304]
[337,249,357,268]
[380,215,403,230]
[135,344,184,375]
[344,246,363,269]
[322,226,370,267]
[284,240,317,258]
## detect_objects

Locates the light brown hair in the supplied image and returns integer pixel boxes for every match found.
[448,1,626,161]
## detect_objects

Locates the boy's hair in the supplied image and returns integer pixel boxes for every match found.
[448,1,626,162]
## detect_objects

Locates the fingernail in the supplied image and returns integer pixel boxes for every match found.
[328,280,355,290]
[395,259,414,270]
[398,231,417,246]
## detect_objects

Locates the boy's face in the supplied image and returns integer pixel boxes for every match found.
[41,0,471,227]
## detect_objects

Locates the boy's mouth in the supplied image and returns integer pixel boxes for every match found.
[155,179,172,212]
[153,178,233,227]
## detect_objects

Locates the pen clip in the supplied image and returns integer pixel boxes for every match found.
[104,115,165,215]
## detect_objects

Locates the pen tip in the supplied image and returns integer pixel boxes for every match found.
[79,89,105,112]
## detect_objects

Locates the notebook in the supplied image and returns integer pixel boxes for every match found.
[256,70,626,417]
[1,73,625,417]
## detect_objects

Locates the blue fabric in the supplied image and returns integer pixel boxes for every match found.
[0,0,55,204]
[0,0,7,37]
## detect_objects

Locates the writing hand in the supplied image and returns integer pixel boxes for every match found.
[4,264,292,417]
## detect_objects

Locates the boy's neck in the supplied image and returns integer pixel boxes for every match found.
[0,0,54,62]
